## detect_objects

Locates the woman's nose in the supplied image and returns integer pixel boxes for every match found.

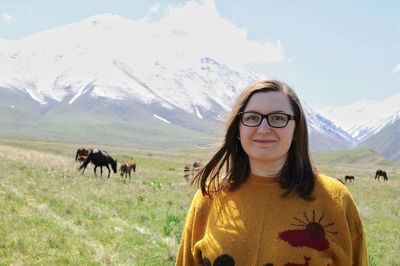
[257,118,272,132]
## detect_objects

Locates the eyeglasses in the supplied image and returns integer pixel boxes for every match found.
[239,111,296,128]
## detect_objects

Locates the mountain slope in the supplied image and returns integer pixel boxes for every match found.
[0,14,258,117]
[319,93,400,142]
[313,148,396,166]
[357,119,400,162]
[0,89,222,148]
[305,102,356,151]
[0,14,355,151]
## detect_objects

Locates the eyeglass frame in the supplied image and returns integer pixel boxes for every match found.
[238,111,296,128]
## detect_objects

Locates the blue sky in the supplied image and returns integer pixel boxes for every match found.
[1,0,399,108]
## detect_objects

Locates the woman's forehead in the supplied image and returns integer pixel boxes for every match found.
[244,91,292,111]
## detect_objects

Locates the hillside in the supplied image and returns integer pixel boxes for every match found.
[357,119,400,162]
[312,148,397,166]
[0,89,223,149]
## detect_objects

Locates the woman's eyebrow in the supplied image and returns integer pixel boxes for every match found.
[244,110,290,113]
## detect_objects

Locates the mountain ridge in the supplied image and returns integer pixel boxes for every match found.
[319,93,400,142]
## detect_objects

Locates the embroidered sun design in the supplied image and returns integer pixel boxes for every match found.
[278,210,338,251]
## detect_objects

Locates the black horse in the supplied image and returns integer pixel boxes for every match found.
[375,169,388,181]
[344,175,354,182]
[79,149,117,178]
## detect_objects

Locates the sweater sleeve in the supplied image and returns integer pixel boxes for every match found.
[352,229,368,266]
[176,190,210,266]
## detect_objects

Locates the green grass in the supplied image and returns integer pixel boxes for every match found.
[0,139,399,265]
[0,140,202,265]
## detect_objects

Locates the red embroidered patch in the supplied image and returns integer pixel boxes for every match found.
[278,210,337,251]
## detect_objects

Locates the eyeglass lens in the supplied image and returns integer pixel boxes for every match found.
[241,112,290,127]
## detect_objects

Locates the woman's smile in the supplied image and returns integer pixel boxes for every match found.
[253,139,276,144]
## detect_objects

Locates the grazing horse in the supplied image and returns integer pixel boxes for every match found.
[375,169,388,181]
[344,175,354,182]
[79,149,117,178]
[183,165,191,181]
[75,146,93,164]
[119,163,136,179]
[191,160,202,177]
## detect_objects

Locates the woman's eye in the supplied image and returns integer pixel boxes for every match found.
[271,115,285,121]
[246,115,260,121]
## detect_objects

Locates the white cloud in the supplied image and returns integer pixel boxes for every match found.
[149,3,161,13]
[392,64,400,74]
[2,13,14,25]
[148,0,285,65]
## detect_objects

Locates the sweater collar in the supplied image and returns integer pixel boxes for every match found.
[247,172,279,185]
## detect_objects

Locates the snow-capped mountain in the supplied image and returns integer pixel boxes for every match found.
[0,14,260,118]
[0,14,353,150]
[304,102,356,147]
[319,93,400,142]
[0,39,14,50]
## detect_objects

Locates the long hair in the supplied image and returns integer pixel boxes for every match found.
[192,79,316,200]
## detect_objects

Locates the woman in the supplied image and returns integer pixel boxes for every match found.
[176,80,367,266]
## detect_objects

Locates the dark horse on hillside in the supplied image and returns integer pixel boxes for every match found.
[79,149,117,178]
[375,169,388,181]
[344,175,355,182]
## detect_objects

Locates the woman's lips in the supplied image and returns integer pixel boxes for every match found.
[253,139,276,143]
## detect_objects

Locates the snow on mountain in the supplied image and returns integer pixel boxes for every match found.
[0,14,354,150]
[0,38,14,50]
[153,114,171,124]
[0,14,260,116]
[319,93,400,142]
[303,101,357,147]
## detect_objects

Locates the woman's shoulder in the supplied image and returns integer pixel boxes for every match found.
[312,173,363,222]
[190,189,214,210]
[313,173,353,200]
[191,189,231,212]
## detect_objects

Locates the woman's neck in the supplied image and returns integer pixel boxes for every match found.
[249,157,286,177]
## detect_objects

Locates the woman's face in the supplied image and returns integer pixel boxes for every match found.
[239,91,296,170]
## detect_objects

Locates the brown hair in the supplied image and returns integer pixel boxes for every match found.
[192,79,316,200]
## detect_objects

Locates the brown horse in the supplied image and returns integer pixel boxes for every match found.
[375,169,388,181]
[119,163,136,179]
[79,149,117,178]
[75,146,93,164]
[344,175,354,182]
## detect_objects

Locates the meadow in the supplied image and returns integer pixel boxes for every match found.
[0,139,399,265]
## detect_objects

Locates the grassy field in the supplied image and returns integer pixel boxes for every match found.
[0,139,399,265]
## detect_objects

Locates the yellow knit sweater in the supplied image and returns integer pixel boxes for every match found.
[176,173,367,266]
